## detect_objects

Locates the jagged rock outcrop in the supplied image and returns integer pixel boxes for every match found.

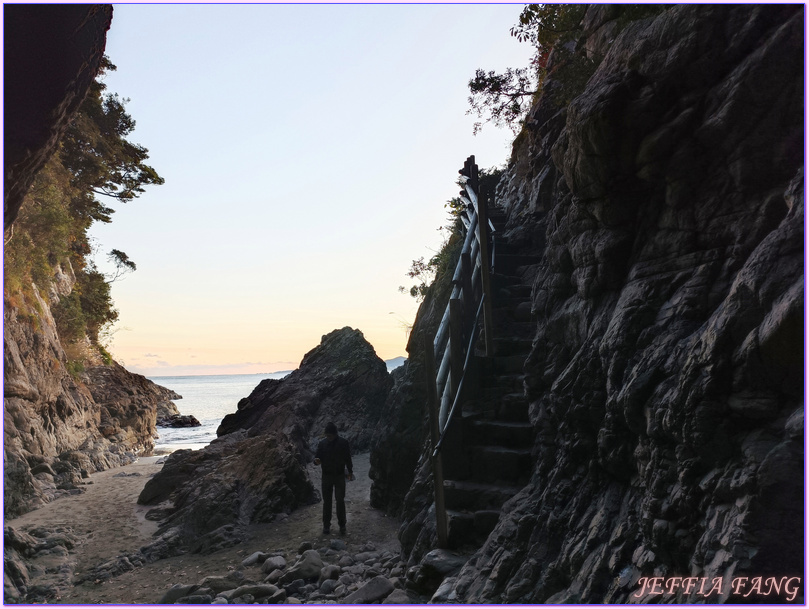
[218,327,393,453]
[138,327,393,556]
[4,282,181,519]
[377,4,803,604]
[4,4,113,230]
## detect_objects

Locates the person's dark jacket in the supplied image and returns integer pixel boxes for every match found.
[315,435,353,476]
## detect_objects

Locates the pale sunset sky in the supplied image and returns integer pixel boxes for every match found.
[91,3,533,376]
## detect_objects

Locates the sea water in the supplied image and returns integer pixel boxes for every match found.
[148,371,291,453]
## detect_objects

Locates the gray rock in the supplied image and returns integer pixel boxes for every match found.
[329,539,347,552]
[159,584,198,604]
[264,569,283,584]
[355,551,379,563]
[320,579,339,595]
[430,576,458,603]
[342,576,395,604]
[231,584,279,599]
[174,594,213,604]
[383,589,416,604]
[320,564,341,582]
[262,555,287,573]
[198,575,243,594]
[420,549,466,576]
[280,549,323,584]
[284,579,305,595]
[242,551,269,567]
[337,555,354,568]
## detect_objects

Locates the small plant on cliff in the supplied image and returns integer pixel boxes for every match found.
[400,167,502,301]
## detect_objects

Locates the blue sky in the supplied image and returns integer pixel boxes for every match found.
[91,3,534,376]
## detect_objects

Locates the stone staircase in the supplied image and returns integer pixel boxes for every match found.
[440,209,540,548]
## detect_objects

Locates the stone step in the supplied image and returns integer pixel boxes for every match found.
[491,273,524,289]
[495,254,543,276]
[492,336,533,357]
[491,318,535,339]
[495,282,532,299]
[466,419,533,448]
[446,509,502,548]
[496,393,530,422]
[443,479,522,511]
[480,354,526,375]
[492,294,532,311]
[467,446,532,484]
[480,374,525,394]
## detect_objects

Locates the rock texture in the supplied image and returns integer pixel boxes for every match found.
[150,540,422,605]
[4,280,181,519]
[4,4,113,230]
[375,4,803,604]
[138,327,393,556]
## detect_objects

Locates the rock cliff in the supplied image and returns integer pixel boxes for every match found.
[372,4,803,604]
[4,279,181,519]
[138,327,393,557]
[3,3,185,521]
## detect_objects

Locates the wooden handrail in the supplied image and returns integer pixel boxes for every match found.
[425,155,497,547]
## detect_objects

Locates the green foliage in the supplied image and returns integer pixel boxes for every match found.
[65,359,85,379]
[399,229,462,302]
[62,57,164,222]
[467,4,586,134]
[4,54,162,358]
[400,167,502,301]
[467,68,537,135]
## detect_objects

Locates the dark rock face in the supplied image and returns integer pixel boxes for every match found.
[4,4,113,230]
[386,5,803,604]
[157,414,200,428]
[4,286,181,518]
[218,327,393,453]
[139,327,393,556]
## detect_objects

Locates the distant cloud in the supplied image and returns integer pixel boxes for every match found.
[157,361,171,367]
[144,353,160,358]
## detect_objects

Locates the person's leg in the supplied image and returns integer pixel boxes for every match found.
[322,475,334,532]
[335,475,347,532]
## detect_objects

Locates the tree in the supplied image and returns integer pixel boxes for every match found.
[467,4,587,134]
[468,5,668,134]
[61,56,164,226]
[5,55,163,352]
[467,68,538,135]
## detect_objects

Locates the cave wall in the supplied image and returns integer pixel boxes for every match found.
[383,5,803,603]
[4,4,113,230]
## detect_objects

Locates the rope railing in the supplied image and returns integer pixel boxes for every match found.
[423,155,496,548]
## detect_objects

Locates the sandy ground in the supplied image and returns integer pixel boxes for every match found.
[7,452,402,604]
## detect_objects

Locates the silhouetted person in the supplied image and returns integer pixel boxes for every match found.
[314,422,354,535]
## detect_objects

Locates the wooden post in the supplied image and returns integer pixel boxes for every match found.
[476,184,495,356]
[423,332,448,549]
[461,251,473,327]
[449,298,463,406]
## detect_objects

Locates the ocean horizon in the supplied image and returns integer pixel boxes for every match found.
[149,358,405,453]
[148,371,291,453]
